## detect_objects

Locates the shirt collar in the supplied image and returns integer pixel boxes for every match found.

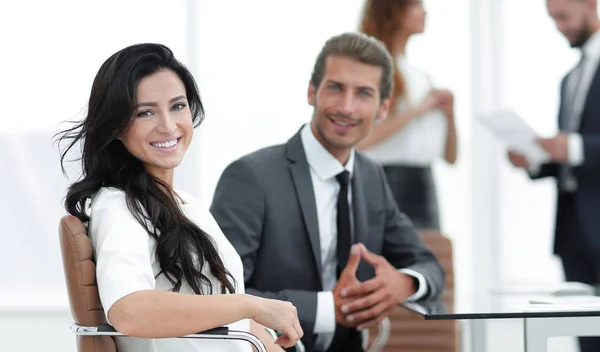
[300,124,355,181]
[582,29,600,60]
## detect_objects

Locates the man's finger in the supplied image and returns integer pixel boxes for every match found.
[341,277,382,298]
[359,243,384,267]
[538,140,550,147]
[536,138,552,151]
[341,289,386,314]
[345,301,388,326]
[342,243,362,277]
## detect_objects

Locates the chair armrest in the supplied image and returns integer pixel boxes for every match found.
[71,323,267,352]
[361,317,391,352]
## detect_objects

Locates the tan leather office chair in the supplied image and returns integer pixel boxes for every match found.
[59,214,294,352]
[369,230,458,352]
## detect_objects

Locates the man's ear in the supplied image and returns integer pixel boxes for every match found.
[307,82,317,107]
[377,97,392,120]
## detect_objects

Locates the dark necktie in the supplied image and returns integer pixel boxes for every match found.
[335,170,351,277]
[327,171,358,352]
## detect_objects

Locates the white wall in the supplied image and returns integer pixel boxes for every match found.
[496,0,581,284]
[0,1,189,350]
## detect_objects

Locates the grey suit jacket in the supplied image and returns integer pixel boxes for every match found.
[210,128,445,350]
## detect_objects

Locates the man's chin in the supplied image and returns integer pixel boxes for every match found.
[568,28,592,48]
[328,139,358,151]
[570,40,585,48]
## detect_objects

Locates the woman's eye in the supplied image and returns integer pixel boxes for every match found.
[136,110,153,118]
[171,103,187,111]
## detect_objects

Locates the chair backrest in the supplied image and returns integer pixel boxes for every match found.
[59,215,117,352]
[375,231,459,352]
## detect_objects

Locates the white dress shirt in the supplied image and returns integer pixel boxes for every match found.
[300,125,428,350]
[362,56,448,166]
[89,187,251,352]
[563,29,600,172]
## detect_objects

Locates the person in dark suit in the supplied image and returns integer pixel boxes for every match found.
[210,32,445,352]
[508,1,600,351]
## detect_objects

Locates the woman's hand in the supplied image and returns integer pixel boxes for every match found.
[415,90,443,116]
[249,320,287,352]
[415,89,454,118]
[434,89,454,118]
[249,296,303,348]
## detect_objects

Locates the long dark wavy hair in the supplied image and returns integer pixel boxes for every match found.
[56,43,235,295]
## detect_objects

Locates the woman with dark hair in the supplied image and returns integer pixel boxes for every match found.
[357,0,458,231]
[57,43,302,352]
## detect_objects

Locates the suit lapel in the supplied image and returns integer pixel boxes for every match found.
[286,131,323,281]
[351,155,369,247]
[559,77,568,130]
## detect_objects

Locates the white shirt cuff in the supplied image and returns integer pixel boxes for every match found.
[314,291,336,334]
[527,162,541,176]
[399,268,428,301]
[568,133,584,166]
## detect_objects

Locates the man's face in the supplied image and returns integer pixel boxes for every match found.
[547,0,594,48]
[308,56,390,161]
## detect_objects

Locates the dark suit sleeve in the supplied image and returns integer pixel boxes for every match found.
[528,134,600,180]
[210,158,319,333]
[377,166,445,300]
[581,134,600,169]
[530,163,559,180]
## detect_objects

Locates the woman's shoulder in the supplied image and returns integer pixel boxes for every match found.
[90,187,127,210]
[399,57,432,83]
[174,189,199,205]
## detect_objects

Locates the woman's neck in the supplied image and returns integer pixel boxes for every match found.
[394,31,411,57]
[146,166,174,188]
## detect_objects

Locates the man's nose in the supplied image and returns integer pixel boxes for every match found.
[338,92,355,114]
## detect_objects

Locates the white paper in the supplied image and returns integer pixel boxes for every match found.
[478,109,550,168]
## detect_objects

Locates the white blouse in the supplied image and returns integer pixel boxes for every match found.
[88,187,251,352]
[363,56,448,166]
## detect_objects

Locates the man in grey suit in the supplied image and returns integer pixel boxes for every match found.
[210,32,445,352]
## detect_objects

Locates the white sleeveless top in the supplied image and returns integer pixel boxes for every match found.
[362,56,447,166]
[88,187,251,352]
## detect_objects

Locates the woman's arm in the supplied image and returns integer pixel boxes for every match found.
[109,291,254,338]
[356,92,440,151]
[357,107,423,150]
[443,102,458,165]
[109,291,301,348]
[91,190,301,347]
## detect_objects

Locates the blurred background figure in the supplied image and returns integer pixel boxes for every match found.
[508,0,600,351]
[357,0,458,231]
